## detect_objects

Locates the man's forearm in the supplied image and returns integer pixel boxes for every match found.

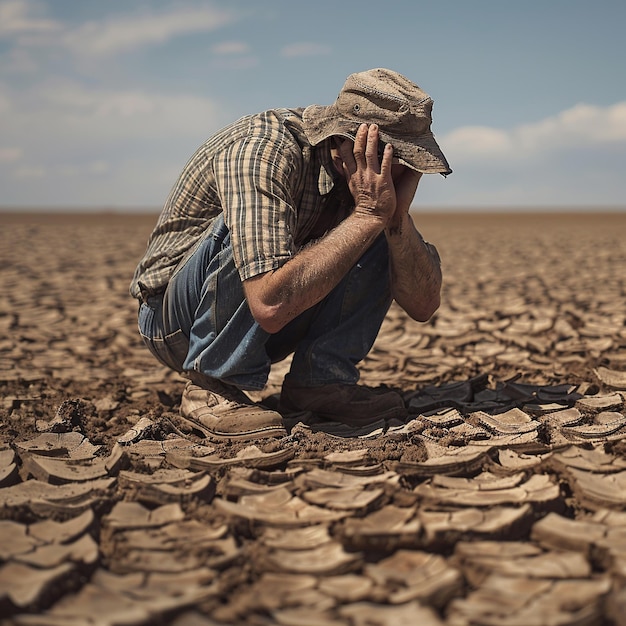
[385,212,442,322]
[244,212,385,333]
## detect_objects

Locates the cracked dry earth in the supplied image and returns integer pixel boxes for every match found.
[1,211,626,626]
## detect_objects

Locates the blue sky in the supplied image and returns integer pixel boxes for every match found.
[0,0,625,211]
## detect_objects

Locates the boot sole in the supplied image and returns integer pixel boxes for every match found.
[178,415,287,442]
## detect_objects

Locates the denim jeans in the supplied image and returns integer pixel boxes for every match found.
[138,215,392,391]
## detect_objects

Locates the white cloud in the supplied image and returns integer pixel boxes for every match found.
[37,82,157,119]
[63,5,239,57]
[13,165,44,179]
[443,101,626,163]
[212,40,250,55]
[0,79,233,206]
[0,0,242,60]
[5,76,221,122]
[0,146,22,162]
[209,40,258,68]
[0,46,42,74]
[88,160,109,175]
[280,42,332,58]
[438,126,511,158]
[425,101,626,208]
[517,102,626,150]
[0,0,60,36]
[211,56,259,71]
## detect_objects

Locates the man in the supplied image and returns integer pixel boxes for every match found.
[130,68,451,441]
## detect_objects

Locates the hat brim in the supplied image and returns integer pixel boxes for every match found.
[303,104,452,176]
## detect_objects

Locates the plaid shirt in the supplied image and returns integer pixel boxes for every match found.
[130,108,352,301]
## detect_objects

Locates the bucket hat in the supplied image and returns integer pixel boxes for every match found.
[303,68,452,175]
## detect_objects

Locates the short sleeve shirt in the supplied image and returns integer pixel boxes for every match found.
[130,108,350,300]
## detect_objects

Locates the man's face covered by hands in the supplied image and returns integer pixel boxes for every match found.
[329,123,422,229]
[330,126,421,183]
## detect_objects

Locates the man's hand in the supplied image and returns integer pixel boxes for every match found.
[337,124,397,225]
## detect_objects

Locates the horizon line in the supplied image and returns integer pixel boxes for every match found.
[1,205,625,215]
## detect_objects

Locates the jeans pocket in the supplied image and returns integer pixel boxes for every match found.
[155,329,188,372]
[138,303,188,372]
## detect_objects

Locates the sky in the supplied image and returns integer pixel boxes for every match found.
[0,0,625,212]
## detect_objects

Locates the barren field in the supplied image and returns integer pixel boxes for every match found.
[1,211,626,625]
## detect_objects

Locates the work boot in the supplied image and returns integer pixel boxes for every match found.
[179,373,286,441]
[279,377,407,427]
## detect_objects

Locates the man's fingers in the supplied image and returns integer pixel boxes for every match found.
[379,142,394,178]
[364,124,380,171]
[365,124,380,168]
[353,123,393,177]
[352,123,368,167]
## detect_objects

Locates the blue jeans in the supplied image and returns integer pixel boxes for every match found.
[138,215,392,391]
